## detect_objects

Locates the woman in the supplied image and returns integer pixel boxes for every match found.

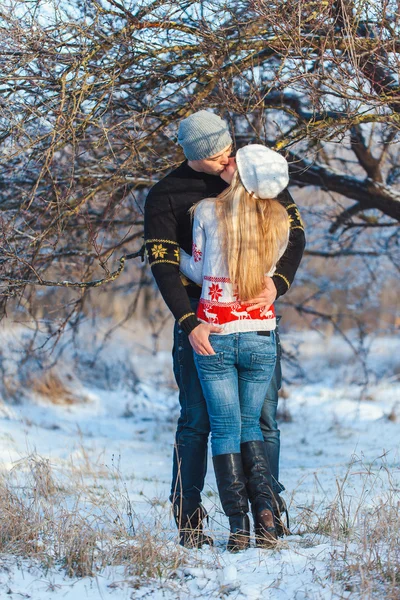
[179,144,290,552]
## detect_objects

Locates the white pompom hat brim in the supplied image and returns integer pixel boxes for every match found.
[236,144,289,199]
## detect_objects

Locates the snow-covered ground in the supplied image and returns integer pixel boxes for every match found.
[0,322,399,599]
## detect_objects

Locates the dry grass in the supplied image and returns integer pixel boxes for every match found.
[0,452,398,598]
[293,461,400,599]
[0,453,187,581]
[30,369,90,405]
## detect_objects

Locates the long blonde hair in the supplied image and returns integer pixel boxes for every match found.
[215,172,290,301]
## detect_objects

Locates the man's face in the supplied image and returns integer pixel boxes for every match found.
[220,156,237,184]
[188,144,233,175]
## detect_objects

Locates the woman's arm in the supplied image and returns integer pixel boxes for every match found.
[179,210,205,285]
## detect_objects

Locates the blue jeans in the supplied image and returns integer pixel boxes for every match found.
[194,332,277,457]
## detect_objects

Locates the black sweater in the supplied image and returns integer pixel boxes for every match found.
[144,161,306,335]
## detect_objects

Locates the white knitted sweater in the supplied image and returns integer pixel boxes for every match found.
[180,199,288,334]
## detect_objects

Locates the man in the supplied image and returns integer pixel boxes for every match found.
[144,110,305,547]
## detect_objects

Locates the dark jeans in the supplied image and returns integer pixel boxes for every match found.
[260,319,284,494]
[170,299,283,517]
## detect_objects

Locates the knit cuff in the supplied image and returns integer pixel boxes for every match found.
[178,312,200,335]
[273,273,290,299]
[145,239,179,267]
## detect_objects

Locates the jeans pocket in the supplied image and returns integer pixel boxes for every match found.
[251,353,276,366]
[194,352,224,380]
[249,352,276,382]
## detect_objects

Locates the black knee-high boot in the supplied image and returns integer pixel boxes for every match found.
[241,441,278,547]
[212,453,250,552]
[172,503,214,548]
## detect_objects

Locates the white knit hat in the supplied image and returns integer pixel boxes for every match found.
[236,144,289,199]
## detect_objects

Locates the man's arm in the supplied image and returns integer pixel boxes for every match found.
[245,188,306,312]
[144,186,200,335]
[272,188,306,298]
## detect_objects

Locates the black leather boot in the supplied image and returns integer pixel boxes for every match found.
[173,503,214,549]
[213,453,250,552]
[241,441,278,547]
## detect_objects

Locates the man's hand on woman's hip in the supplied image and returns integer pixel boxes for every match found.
[189,323,223,355]
[242,277,277,313]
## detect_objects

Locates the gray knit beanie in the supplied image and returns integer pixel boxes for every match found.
[177,110,233,160]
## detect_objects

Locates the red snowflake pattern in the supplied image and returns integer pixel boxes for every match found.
[232,285,239,301]
[208,283,223,301]
[192,242,202,263]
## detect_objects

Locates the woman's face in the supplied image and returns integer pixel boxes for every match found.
[220,156,237,184]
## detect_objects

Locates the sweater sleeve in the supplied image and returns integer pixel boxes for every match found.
[144,185,200,335]
[179,211,205,285]
[272,189,306,298]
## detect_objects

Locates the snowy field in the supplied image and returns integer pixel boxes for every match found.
[0,321,399,600]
